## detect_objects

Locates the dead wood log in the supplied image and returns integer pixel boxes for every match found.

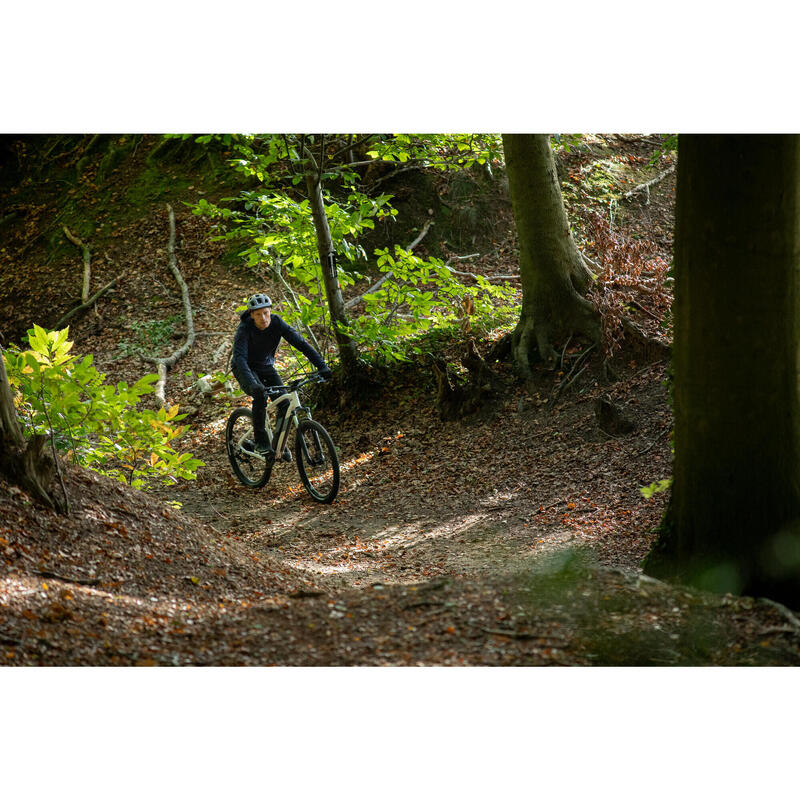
[485,333,513,363]
[482,627,567,642]
[758,597,800,631]
[432,359,472,421]
[462,338,500,393]
[54,226,122,329]
[622,164,676,204]
[620,317,671,363]
[53,275,120,330]
[141,205,196,408]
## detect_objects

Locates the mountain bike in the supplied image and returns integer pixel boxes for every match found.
[225,372,340,503]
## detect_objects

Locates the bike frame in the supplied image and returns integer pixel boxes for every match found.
[242,374,320,462]
[268,388,308,454]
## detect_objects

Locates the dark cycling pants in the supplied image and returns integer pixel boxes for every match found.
[232,364,288,445]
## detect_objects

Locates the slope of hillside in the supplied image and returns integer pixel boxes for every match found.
[2,134,799,666]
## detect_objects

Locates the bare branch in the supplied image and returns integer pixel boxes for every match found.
[54,275,120,330]
[344,221,433,311]
[62,225,91,303]
[623,164,676,203]
[443,252,520,283]
[264,258,322,353]
[329,134,380,161]
[140,205,196,407]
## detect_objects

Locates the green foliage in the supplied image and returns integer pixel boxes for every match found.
[117,315,182,359]
[640,478,672,499]
[347,245,516,363]
[4,325,204,489]
[190,133,511,366]
[365,134,503,172]
[649,134,678,166]
[551,134,585,154]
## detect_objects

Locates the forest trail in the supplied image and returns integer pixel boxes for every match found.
[3,134,800,665]
[170,357,670,596]
[5,350,800,666]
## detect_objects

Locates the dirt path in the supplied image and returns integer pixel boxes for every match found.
[4,312,799,666]
[171,358,669,593]
[115,354,798,667]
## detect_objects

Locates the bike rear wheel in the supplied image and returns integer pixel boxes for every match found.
[295,419,340,503]
[226,407,271,488]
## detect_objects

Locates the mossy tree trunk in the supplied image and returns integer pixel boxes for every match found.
[501,134,600,376]
[644,134,800,607]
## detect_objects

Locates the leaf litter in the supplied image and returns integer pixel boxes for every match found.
[2,134,799,666]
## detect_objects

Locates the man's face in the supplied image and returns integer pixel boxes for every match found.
[251,307,271,330]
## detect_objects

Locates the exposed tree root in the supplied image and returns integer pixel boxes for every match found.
[511,291,601,378]
[2,435,59,511]
[0,348,60,510]
[433,339,504,421]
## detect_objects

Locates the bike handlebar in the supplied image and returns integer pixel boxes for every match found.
[264,371,327,397]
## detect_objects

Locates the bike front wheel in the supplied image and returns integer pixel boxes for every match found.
[295,419,340,503]
[226,407,271,488]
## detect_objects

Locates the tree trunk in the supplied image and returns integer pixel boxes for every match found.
[643,134,800,608]
[0,348,58,509]
[502,134,600,376]
[304,162,360,381]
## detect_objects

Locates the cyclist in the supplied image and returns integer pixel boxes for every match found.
[231,293,331,458]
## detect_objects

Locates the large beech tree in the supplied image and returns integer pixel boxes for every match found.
[501,134,600,376]
[644,134,800,607]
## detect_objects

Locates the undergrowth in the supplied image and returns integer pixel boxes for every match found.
[582,210,672,356]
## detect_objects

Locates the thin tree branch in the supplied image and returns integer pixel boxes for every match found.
[623,164,676,203]
[265,258,322,353]
[282,134,300,175]
[53,274,120,330]
[329,134,379,161]
[344,220,433,311]
[140,205,196,407]
[39,387,70,514]
[62,225,91,303]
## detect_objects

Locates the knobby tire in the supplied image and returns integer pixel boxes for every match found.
[226,407,271,488]
[295,419,340,503]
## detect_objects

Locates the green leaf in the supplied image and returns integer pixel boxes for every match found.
[640,478,672,499]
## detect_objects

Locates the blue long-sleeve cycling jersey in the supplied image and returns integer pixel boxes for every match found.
[231,311,325,390]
